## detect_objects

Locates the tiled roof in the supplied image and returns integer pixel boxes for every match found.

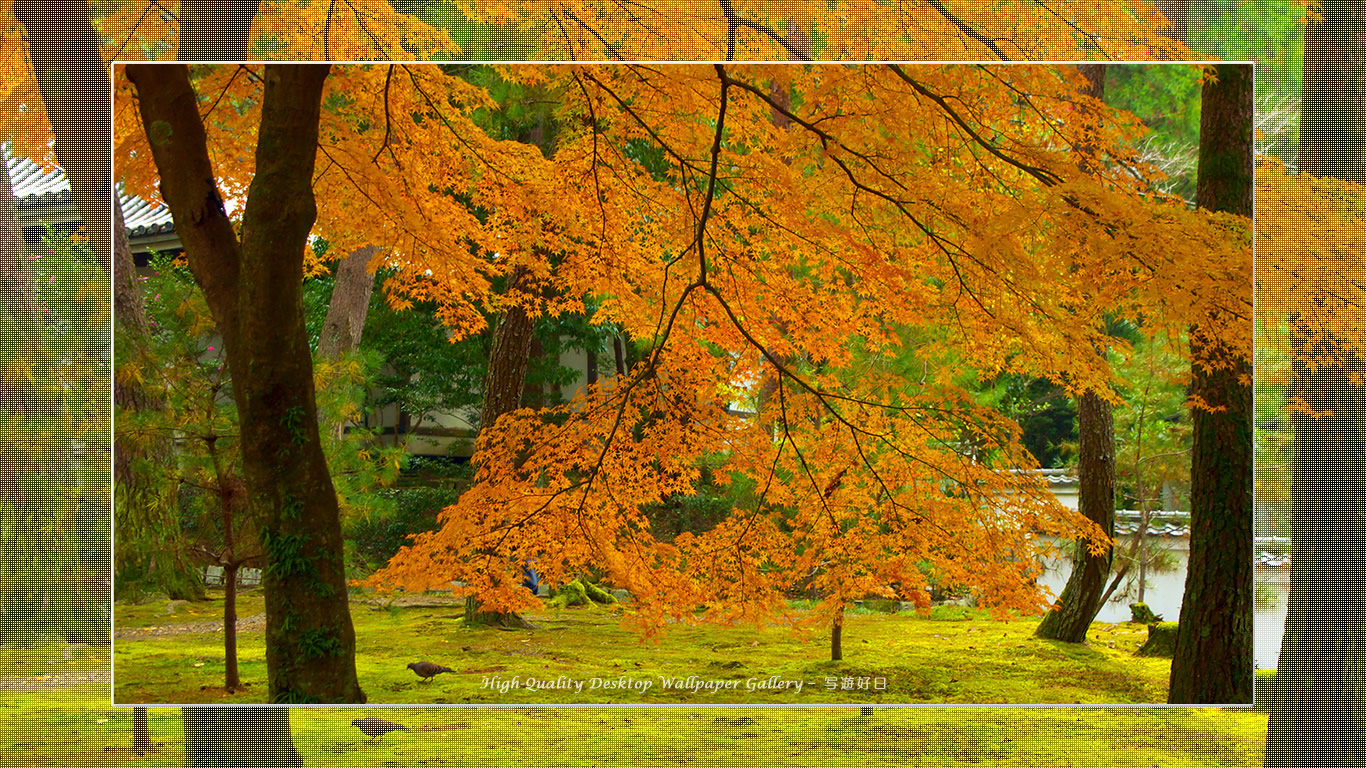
[6,144,176,236]
[1113,510,1189,538]
[120,191,176,237]
[7,150,70,205]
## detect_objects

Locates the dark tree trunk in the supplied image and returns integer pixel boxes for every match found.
[479,268,536,432]
[1267,5,1366,761]
[1036,65,1115,644]
[223,563,240,692]
[468,265,538,627]
[1168,63,1253,705]
[613,334,626,377]
[133,707,153,755]
[831,603,844,661]
[522,334,545,409]
[183,708,301,768]
[586,346,598,388]
[1153,0,1190,44]
[12,0,111,275]
[128,64,364,704]
[178,1,261,60]
[1036,390,1115,642]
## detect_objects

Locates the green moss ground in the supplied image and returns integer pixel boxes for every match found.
[0,705,1268,768]
[115,590,1176,704]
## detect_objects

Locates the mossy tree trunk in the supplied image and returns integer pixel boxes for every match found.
[1266,4,1366,764]
[183,708,301,768]
[1168,63,1253,705]
[128,64,364,703]
[12,0,112,275]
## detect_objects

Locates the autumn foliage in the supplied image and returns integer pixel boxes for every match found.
[113,63,1250,641]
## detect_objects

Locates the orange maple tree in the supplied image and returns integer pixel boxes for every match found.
[77,1,1195,61]
[113,64,1249,651]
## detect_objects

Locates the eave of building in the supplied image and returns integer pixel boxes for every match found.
[7,145,178,255]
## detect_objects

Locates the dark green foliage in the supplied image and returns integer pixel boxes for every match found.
[641,461,742,542]
[346,482,469,575]
[1130,602,1163,625]
[977,373,1077,468]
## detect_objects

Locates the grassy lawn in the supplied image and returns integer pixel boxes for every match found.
[115,588,1176,705]
[0,705,1268,768]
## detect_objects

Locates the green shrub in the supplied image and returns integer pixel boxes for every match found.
[345,483,467,575]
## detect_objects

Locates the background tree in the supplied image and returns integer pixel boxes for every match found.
[1168,63,1254,705]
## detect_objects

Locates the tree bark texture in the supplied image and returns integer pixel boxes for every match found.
[183,708,301,768]
[128,63,364,704]
[316,244,380,361]
[178,0,261,59]
[0,156,39,327]
[1267,4,1366,761]
[1153,0,1190,44]
[12,0,112,275]
[479,266,536,433]
[133,707,152,755]
[467,265,538,626]
[1035,390,1115,642]
[1169,62,1253,705]
[1036,64,1115,644]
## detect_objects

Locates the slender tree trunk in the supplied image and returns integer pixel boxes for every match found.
[1169,63,1253,705]
[831,603,844,661]
[178,1,261,59]
[1036,390,1115,642]
[128,64,364,704]
[1036,65,1115,643]
[12,0,111,275]
[183,708,301,768]
[316,244,380,442]
[466,267,539,629]
[1266,5,1366,761]
[223,562,240,692]
[133,707,153,755]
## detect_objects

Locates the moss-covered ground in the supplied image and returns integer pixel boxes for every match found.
[0,704,1269,767]
[115,588,1181,705]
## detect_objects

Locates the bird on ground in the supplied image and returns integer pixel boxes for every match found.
[351,717,409,740]
[407,660,455,682]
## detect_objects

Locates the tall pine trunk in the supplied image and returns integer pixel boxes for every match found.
[1265,2,1366,764]
[1168,63,1254,704]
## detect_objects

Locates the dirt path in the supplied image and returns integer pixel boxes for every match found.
[0,670,109,692]
[114,613,267,640]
